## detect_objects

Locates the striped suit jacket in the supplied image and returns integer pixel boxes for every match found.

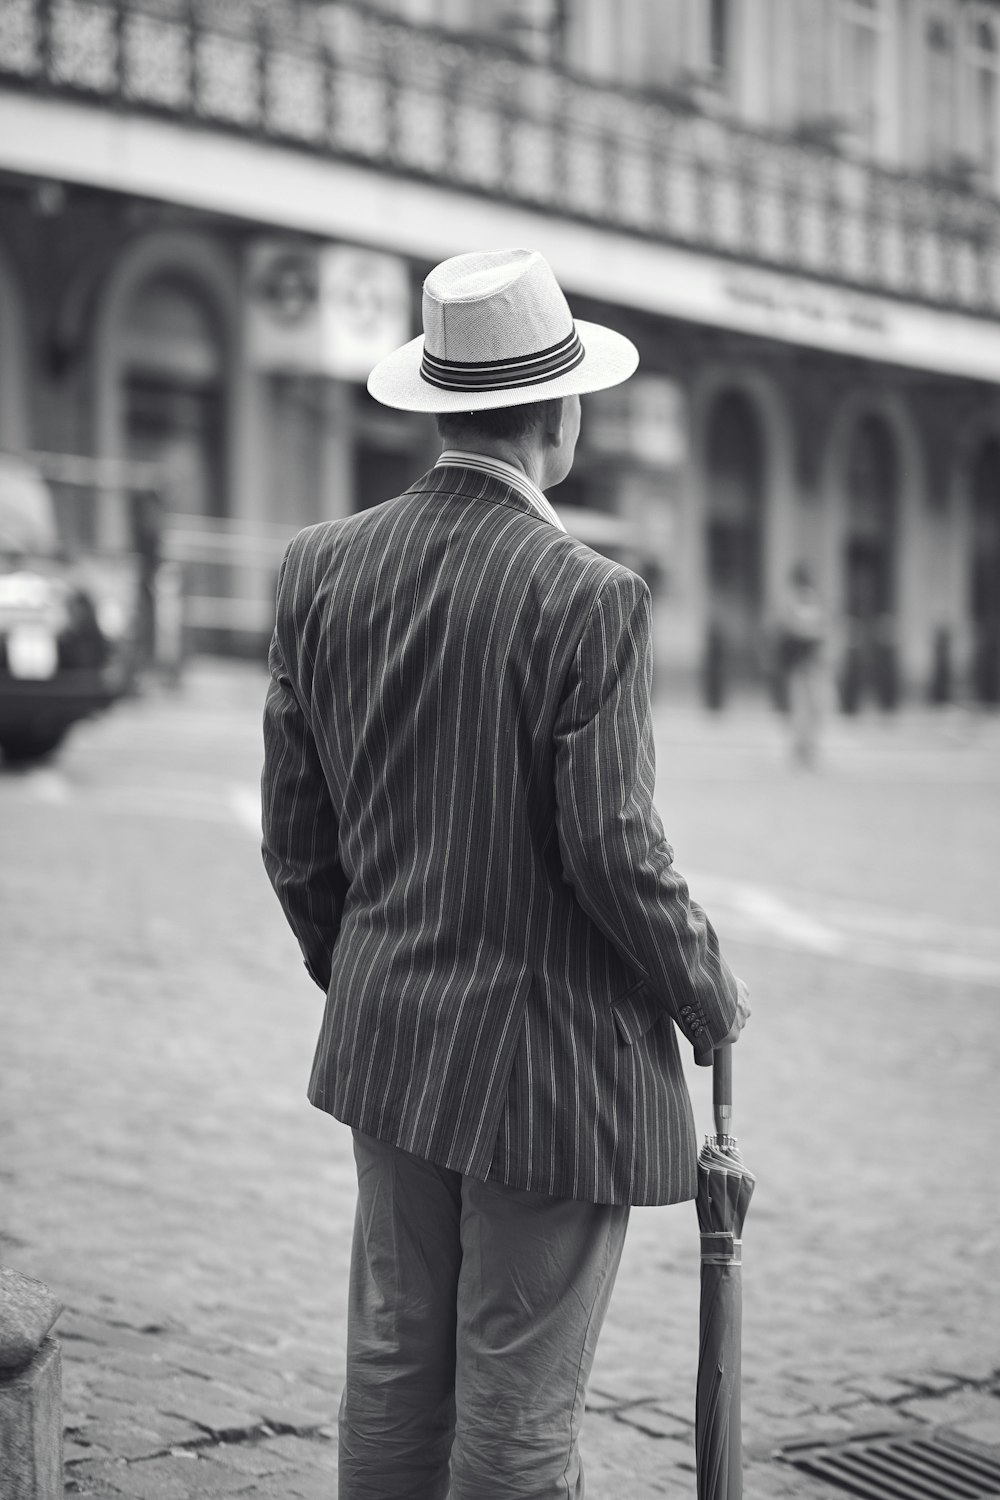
[261,462,739,1206]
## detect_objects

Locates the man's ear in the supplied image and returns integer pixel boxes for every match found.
[543,397,565,448]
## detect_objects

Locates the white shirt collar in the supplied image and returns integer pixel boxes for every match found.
[435,450,566,532]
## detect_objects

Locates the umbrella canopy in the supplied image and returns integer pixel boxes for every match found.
[696,1047,755,1500]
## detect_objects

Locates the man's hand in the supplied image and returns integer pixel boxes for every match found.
[694,977,750,1066]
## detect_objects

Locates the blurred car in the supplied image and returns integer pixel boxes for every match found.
[0,451,142,763]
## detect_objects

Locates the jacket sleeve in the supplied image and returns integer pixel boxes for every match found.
[261,607,348,993]
[553,570,738,1053]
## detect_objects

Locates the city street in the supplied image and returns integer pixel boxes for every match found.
[2,661,999,1499]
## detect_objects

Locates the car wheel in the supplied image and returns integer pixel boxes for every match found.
[0,726,69,765]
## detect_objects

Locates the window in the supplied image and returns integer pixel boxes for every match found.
[705,390,765,673]
[380,0,466,25]
[476,0,566,60]
[563,0,681,91]
[797,0,832,124]
[710,0,730,78]
[970,436,1000,703]
[966,13,999,177]
[926,9,956,168]
[845,413,897,620]
[840,0,881,152]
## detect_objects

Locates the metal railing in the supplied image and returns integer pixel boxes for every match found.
[2,0,1000,315]
[162,512,292,636]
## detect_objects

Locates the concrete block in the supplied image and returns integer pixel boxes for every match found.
[81,1418,199,1462]
[746,1463,843,1500]
[253,1433,335,1473]
[95,1456,192,1500]
[842,1373,918,1404]
[286,1475,342,1500]
[156,1392,260,1437]
[838,1401,921,1435]
[0,1337,63,1500]
[0,1271,62,1373]
[187,1455,271,1495]
[907,1369,963,1395]
[584,1387,624,1413]
[258,1396,332,1430]
[203,1441,293,1478]
[58,1455,130,1489]
[615,1403,694,1440]
[901,1390,1000,1428]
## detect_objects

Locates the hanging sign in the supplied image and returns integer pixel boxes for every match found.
[321,245,413,379]
[246,242,412,378]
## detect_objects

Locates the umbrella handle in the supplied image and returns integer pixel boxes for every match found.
[713,1043,733,1140]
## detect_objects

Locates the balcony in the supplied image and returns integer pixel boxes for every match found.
[2,0,1000,318]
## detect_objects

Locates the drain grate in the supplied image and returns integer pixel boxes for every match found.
[778,1427,1000,1499]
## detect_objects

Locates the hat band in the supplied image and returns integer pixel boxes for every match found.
[420,326,585,392]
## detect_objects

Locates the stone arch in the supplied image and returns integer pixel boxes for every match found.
[89,228,246,545]
[821,385,927,702]
[689,363,797,681]
[0,233,31,452]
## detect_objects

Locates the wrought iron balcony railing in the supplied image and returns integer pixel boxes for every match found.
[2,0,1000,318]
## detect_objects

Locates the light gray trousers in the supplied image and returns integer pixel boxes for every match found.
[338,1131,629,1500]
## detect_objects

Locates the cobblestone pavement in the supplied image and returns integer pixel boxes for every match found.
[2,662,999,1498]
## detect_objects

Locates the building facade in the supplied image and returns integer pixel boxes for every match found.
[1,0,999,702]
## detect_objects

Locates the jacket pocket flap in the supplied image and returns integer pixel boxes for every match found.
[611,987,664,1046]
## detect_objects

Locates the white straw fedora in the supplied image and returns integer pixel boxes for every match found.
[367,248,638,413]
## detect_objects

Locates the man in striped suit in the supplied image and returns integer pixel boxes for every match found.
[262,249,749,1499]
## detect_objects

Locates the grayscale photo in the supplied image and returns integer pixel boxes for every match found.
[1,2,998,1497]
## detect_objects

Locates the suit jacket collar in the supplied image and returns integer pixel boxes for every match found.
[436,450,564,531]
[404,463,563,530]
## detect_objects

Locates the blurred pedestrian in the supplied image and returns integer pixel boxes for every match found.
[778,562,827,766]
[261,248,749,1500]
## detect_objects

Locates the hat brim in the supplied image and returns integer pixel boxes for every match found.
[366,320,639,412]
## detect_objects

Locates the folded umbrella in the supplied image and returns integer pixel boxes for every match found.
[696,1045,755,1500]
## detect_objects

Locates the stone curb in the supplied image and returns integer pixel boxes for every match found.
[0,1268,65,1500]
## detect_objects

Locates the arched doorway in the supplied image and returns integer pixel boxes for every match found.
[970,435,1000,703]
[91,231,250,655]
[704,389,766,698]
[120,275,226,520]
[842,412,899,709]
[118,273,228,657]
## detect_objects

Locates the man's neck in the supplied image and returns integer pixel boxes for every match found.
[444,439,548,493]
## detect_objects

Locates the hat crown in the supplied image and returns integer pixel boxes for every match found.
[366,245,638,412]
[422,249,573,364]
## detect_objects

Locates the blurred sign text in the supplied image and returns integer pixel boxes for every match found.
[247,243,411,379]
